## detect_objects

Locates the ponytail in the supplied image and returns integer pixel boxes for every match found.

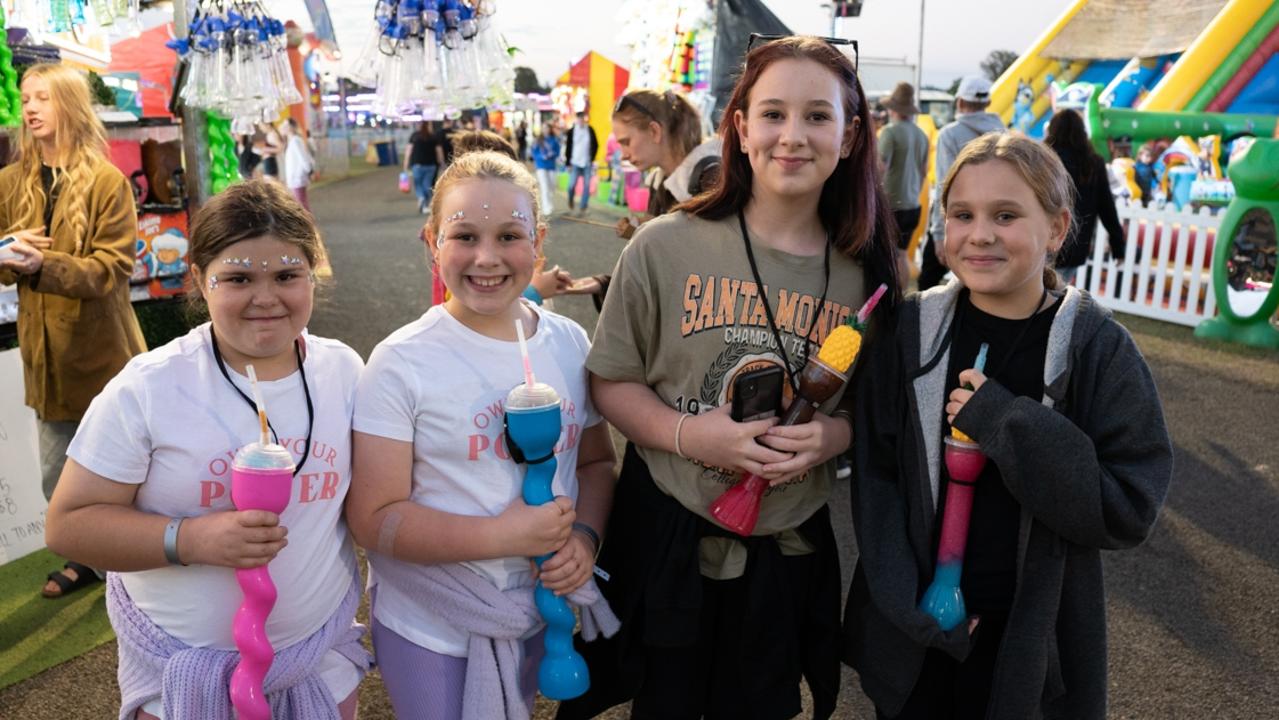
[1043,265,1060,291]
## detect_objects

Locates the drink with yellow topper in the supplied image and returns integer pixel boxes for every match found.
[709,284,886,536]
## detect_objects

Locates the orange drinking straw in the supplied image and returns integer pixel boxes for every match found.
[245,364,270,446]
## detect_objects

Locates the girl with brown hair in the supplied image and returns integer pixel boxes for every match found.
[558,36,899,719]
[44,180,371,719]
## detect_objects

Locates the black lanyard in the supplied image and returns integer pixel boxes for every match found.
[736,210,831,393]
[210,328,313,478]
[955,285,1051,382]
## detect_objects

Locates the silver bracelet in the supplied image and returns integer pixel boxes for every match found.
[163,517,187,566]
[674,413,693,459]
[571,522,601,558]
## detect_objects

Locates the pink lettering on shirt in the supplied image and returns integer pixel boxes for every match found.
[200,480,227,508]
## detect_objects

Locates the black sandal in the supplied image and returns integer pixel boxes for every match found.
[42,561,101,599]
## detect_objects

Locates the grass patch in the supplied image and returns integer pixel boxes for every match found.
[1116,312,1279,390]
[0,549,113,690]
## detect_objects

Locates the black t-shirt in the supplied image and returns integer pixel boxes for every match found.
[40,165,60,232]
[939,290,1060,613]
[408,130,440,166]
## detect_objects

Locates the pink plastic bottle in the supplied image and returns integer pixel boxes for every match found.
[229,440,294,720]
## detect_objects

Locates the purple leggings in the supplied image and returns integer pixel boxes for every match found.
[371,617,545,720]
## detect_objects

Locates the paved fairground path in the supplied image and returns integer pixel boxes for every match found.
[3,167,1276,719]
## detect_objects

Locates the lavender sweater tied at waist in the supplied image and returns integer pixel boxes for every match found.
[106,568,371,720]
[367,551,621,720]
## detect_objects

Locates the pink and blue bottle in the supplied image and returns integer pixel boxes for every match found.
[505,380,590,700]
[919,436,987,631]
[229,440,294,719]
[920,344,988,632]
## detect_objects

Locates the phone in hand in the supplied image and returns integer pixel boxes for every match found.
[0,235,19,264]
[730,366,785,423]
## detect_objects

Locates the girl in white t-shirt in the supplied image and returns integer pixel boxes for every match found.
[347,151,618,719]
[44,180,370,720]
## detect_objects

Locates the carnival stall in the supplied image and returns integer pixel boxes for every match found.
[0,2,192,333]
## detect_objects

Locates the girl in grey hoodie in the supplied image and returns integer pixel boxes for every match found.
[844,133,1172,719]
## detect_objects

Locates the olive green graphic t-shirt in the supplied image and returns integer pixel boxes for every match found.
[587,211,868,578]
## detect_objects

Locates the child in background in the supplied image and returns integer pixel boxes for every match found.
[531,125,561,217]
[1134,144,1157,207]
[843,132,1172,719]
[346,150,618,720]
[44,180,370,719]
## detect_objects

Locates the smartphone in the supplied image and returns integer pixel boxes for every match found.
[0,235,18,264]
[731,366,785,422]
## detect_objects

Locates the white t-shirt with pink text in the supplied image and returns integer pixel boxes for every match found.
[353,300,601,656]
[69,323,362,651]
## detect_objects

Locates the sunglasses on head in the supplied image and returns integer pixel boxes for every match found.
[746,33,859,74]
[614,94,657,121]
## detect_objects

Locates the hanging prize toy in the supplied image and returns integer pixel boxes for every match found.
[919,344,990,631]
[502,318,590,700]
[709,284,888,536]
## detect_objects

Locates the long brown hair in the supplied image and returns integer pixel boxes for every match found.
[941,132,1075,290]
[681,36,899,301]
[7,64,110,252]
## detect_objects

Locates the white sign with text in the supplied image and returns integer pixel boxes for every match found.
[0,348,47,564]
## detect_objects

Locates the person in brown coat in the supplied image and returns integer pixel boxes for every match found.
[0,63,145,597]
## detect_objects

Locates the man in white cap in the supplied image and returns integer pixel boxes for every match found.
[878,82,929,290]
[919,74,1007,290]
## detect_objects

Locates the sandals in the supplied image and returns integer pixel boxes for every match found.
[42,561,101,599]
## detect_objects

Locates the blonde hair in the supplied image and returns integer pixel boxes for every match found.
[7,64,110,253]
[941,132,1076,290]
[426,150,543,238]
[612,89,704,161]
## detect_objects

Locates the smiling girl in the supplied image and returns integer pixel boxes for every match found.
[345,150,617,719]
[844,133,1172,719]
[557,36,899,720]
[44,180,370,720]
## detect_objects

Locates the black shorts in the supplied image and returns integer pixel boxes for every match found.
[893,207,923,250]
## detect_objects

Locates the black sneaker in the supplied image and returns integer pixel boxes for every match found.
[835,456,852,480]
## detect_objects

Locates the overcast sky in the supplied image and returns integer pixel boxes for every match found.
[278,0,1077,90]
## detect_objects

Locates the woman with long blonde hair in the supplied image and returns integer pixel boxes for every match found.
[0,62,146,598]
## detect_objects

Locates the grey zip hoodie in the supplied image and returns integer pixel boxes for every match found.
[929,112,1009,236]
[843,282,1173,719]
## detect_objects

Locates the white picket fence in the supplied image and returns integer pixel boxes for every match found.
[1074,203,1221,327]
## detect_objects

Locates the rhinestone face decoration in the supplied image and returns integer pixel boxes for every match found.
[511,210,530,222]
[446,210,466,223]
[207,275,219,291]
[281,255,305,266]
[222,257,253,268]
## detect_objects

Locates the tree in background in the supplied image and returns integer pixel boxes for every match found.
[513,66,548,94]
[981,50,1018,82]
